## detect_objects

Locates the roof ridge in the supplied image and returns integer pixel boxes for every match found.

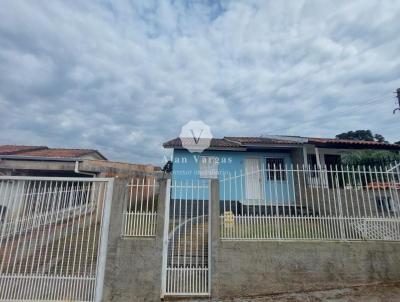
[1,144,47,147]
[222,137,243,146]
[46,147,98,151]
[0,145,48,155]
[309,137,394,144]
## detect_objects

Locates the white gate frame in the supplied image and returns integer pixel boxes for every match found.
[0,176,114,302]
[160,179,211,298]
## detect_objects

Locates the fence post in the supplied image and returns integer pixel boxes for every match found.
[95,178,114,302]
[210,179,220,297]
[160,178,170,298]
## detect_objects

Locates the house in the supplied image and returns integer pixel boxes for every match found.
[163,135,400,213]
[0,144,160,224]
[0,145,106,177]
[0,145,159,177]
[164,135,400,179]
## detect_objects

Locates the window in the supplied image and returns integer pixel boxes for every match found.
[199,156,218,179]
[265,158,286,181]
[308,154,318,168]
[0,206,6,223]
[307,154,318,177]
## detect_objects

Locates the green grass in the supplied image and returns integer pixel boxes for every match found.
[220,216,361,240]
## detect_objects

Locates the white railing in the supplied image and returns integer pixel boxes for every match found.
[121,177,159,237]
[220,164,400,241]
[0,176,113,301]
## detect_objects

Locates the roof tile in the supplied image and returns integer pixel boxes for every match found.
[163,135,400,150]
[0,145,47,155]
[19,148,99,158]
[0,145,106,159]
[163,138,242,149]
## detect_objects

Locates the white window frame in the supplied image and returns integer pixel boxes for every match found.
[199,156,219,179]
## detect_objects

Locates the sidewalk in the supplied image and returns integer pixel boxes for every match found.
[188,283,400,302]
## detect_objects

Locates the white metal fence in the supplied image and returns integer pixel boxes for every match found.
[220,165,400,241]
[161,179,210,297]
[0,176,113,301]
[121,176,159,237]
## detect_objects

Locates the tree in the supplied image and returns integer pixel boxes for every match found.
[395,141,400,145]
[373,134,386,143]
[341,150,400,166]
[336,130,374,141]
[336,130,387,143]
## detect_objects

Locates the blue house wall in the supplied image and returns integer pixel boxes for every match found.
[171,149,295,205]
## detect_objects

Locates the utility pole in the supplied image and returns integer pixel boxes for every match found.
[394,88,400,114]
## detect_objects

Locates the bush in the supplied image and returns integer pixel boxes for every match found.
[341,150,400,167]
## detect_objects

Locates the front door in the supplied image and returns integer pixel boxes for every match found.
[244,158,263,202]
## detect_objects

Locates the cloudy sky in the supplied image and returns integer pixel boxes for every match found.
[1,1,399,165]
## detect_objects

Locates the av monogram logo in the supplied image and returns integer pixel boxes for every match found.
[179,120,213,153]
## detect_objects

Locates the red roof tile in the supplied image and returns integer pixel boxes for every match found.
[0,145,47,155]
[0,145,107,159]
[224,136,303,145]
[19,148,101,158]
[163,138,243,149]
[307,137,399,148]
[163,135,400,150]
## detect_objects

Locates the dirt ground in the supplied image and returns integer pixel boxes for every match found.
[187,283,400,302]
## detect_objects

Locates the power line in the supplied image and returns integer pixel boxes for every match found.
[265,92,393,135]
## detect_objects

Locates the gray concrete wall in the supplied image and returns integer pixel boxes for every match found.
[102,178,167,302]
[212,240,400,299]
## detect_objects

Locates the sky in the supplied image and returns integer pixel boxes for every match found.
[0,0,399,165]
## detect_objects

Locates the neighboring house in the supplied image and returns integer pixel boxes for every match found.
[0,144,160,223]
[163,135,400,205]
[0,145,106,177]
[0,145,159,177]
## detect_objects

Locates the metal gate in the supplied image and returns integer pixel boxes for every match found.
[0,176,113,301]
[161,179,211,297]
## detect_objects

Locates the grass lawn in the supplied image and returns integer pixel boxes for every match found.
[220,216,362,240]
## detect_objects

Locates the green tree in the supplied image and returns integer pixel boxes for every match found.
[336,130,374,141]
[336,130,387,143]
[341,150,400,166]
[373,134,387,143]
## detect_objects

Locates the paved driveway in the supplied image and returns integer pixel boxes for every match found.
[187,283,400,302]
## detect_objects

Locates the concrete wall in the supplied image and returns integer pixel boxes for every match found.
[102,178,166,302]
[211,240,400,298]
[81,160,160,178]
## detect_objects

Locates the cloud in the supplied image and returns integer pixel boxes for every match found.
[0,0,399,165]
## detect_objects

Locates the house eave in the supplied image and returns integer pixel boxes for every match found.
[311,143,400,151]
[243,144,303,149]
[0,155,84,162]
[170,146,247,152]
